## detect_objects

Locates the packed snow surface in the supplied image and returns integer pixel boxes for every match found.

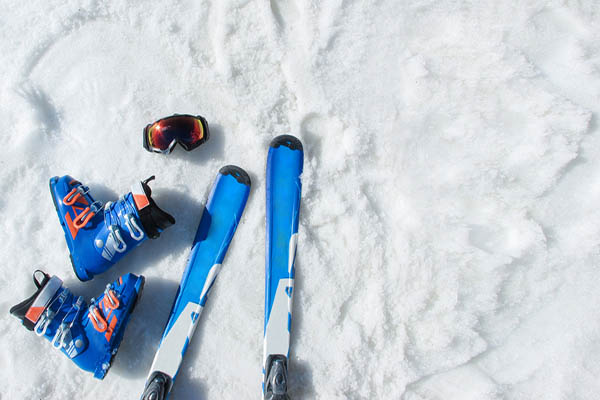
[2,0,600,399]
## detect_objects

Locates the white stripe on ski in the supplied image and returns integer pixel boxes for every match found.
[147,301,204,379]
[147,262,221,379]
[263,278,294,364]
[288,233,298,274]
[200,263,222,304]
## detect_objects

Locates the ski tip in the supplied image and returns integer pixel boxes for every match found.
[270,135,303,151]
[219,165,251,186]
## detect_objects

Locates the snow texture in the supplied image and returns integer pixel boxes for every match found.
[1,0,600,399]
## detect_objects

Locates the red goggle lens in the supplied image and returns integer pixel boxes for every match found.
[144,115,208,153]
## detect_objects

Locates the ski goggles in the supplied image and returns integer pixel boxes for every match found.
[143,114,209,154]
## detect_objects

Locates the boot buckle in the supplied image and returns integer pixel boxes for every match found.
[52,322,69,348]
[34,290,69,336]
[63,185,89,206]
[125,213,145,241]
[104,284,121,309]
[52,295,84,348]
[34,312,54,337]
[72,201,101,230]
[88,302,108,333]
[108,225,127,253]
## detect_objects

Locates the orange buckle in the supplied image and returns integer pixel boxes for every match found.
[105,289,120,310]
[63,188,82,206]
[88,306,108,332]
[73,207,95,229]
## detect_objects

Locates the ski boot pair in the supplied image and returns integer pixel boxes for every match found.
[10,175,175,379]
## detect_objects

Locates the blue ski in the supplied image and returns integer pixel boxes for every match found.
[141,165,251,400]
[263,135,303,400]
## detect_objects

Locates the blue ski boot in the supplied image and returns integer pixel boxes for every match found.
[10,270,145,379]
[49,175,175,281]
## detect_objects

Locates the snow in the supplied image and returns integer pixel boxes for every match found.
[1,0,600,399]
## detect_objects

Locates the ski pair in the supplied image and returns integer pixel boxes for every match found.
[141,136,304,400]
